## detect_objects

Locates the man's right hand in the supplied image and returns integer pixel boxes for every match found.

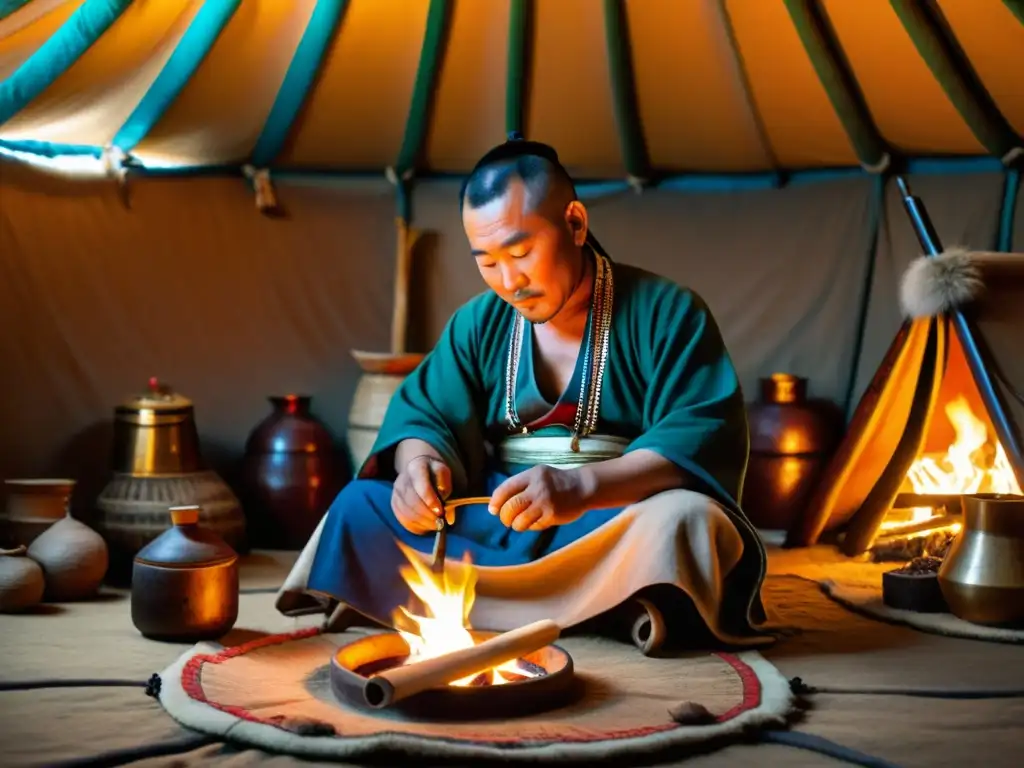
[392,454,452,535]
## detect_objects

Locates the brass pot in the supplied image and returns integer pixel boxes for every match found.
[130,505,239,641]
[938,493,1024,627]
[112,378,201,476]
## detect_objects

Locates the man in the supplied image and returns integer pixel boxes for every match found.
[277,134,770,654]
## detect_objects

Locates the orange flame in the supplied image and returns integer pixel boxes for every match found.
[889,395,1021,531]
[391,541,534,686]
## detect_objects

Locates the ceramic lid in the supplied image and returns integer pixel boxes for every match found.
[134,505,237,567]
[117,377,193,412]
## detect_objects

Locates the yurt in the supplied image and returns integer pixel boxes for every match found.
[1,1,1024,764]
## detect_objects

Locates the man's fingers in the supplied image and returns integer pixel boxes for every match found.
[511,505,543,532]
[410,464,443,515]
[489,474,531,515]
[432,462,453,500]
[398,486,436,531]
[527,511,555,531]
[499,493,532,528]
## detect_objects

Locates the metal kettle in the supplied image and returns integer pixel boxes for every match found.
[112,377,202,476]
[938,493,1024,626]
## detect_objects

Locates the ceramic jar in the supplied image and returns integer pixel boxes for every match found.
[131,505,239,641]
[26,511,109,601]
[1,478,75,548]
[0,546,45,612]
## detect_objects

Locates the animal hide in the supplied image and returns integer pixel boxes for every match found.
[899,246,984,319]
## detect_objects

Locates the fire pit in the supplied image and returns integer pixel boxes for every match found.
[330,628,576,719]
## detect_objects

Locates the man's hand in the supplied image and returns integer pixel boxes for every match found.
[488,465,589,532]
[392,455,452,535]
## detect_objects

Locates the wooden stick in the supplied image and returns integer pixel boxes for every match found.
[389,218,422,355]
[362,619,561,709]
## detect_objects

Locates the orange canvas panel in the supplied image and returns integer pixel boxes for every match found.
[0,0,85,84]
[0,1,202,145]
[135,0,317,167]
[525,0,623,178]
[626,0,771,172]
[422,0,509,172]
[724,0,857,168]
[821,0,982,155]
[279,0,430,170]
[935,0,1024,137]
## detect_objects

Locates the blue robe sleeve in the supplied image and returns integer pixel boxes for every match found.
[358,303,486,493]
[625,285,749,509]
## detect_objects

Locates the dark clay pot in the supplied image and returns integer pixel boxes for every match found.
[741,374,844,531]
[131,505,238,641]
[242,395,348,550]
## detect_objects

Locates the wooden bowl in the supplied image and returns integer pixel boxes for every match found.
[350,350,425,376]
[330,630,577,720]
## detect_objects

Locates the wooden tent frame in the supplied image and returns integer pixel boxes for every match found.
[786,177,1024,555]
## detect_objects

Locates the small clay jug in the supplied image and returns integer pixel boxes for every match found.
[131,505,239,641]
[0,546,46,613]
[26,511,109,601]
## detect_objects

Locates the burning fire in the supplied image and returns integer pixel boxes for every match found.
[886,394,1022,531]
[391,541,535,686]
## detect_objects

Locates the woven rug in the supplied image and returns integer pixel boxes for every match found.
[155,627,795,763]
[821,580,1024,644]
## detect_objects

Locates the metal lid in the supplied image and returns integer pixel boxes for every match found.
[117,377,193,412]
[134,505,237,568]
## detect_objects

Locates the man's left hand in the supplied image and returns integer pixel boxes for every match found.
[488,466,589,532]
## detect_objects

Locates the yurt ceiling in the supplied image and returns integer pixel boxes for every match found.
[0,0,1021,193]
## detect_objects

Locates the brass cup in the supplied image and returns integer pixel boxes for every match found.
[937,493,1024,627]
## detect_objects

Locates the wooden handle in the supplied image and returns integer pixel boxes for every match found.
[390,218,423,355]
[362,619,561,708]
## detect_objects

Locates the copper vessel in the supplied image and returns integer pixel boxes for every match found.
[112,377,201,475]
[95,379,246,578]
[938,493,1024,626]
[741,374,843,531]
[130,505,239,641]
[242,395,347,549]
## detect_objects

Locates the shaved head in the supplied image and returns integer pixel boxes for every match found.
[460,154,577,223]
[460,143,591,325]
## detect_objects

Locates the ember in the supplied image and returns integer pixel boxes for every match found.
[891,556,943,576]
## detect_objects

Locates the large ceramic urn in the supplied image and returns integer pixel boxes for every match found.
[242,394,348,549]
[94,378,246,578]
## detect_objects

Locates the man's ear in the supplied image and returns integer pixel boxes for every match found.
[564,200,588,246]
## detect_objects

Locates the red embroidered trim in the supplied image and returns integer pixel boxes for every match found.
[179,630,764,743]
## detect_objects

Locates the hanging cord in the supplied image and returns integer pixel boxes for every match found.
[789,676,1024,699]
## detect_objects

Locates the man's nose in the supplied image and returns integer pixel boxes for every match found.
[500,265,526,293]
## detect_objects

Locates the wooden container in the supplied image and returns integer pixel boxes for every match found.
[131,505,239,641]
[347,351,424,471]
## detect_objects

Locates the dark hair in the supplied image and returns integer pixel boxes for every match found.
[459,132,577,214]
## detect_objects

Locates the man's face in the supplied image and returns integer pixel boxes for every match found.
[463,181,582,324]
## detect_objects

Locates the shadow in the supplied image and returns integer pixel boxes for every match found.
[49,419,115,528]
[16,603,66,616]
[406,229,442,355]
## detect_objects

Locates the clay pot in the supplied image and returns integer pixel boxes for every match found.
[0,546,45,613]
[131,505,239,641]
[27,512,109,601]
[1,478,75,548]
[242,395,348,549]
[741,374,844,531]
[347,351,424,471]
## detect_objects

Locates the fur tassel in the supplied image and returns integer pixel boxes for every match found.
[899,246,983,319]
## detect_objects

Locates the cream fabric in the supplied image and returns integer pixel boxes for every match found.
[276,486,770,647]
